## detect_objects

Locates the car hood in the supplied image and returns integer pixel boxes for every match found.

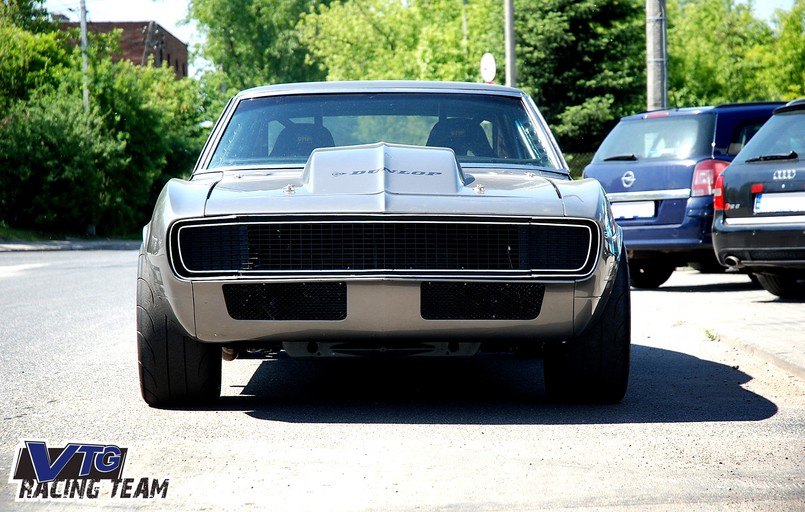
[202,142,573,217]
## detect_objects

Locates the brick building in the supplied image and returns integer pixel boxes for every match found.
[60,21,188,79]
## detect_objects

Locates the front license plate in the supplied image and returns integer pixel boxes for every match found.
[754,191,805,214]
[611,201,656,220]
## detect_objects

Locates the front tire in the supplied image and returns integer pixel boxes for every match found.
[544,251,631,403]
[137,276,221,407]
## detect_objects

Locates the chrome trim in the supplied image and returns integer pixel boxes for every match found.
[724,214,805,226]
[607,189,691,202]
[170,216,599,281]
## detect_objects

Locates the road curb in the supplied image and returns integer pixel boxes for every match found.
[712,331,805,382]
[0,240,140,252]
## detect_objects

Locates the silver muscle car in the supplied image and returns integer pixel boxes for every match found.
[137,81,630,407]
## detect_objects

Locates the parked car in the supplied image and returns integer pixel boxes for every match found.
[713,99,805,298]
[583,102,783,288]
[137,81,631,407]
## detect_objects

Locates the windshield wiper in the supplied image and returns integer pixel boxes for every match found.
[602,153,638,162]
[745,150,798,163]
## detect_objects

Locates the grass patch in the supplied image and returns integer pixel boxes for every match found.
[0,222,140,242]
[0,222,60,242]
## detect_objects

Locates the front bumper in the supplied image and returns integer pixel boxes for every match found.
[191,279,582,344]
[141,209,622,352]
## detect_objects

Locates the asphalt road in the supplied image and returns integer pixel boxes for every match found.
[0,250,803,511]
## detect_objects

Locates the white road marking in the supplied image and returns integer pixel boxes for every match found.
[0,263,48,278]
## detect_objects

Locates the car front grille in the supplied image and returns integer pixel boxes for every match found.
[170,216,599,279]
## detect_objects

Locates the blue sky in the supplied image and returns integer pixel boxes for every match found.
[748,0,796,20]
[44,0,195,44]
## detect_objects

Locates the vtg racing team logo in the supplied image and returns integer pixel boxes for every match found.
[9,440,169,501]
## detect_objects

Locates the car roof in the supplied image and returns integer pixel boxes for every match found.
[774,98,805,114]
[234,81,527,100]
[618,101,785,121]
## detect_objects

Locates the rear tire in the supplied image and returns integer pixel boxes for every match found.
[755,273,805,299]
[544,251,631,403]
[137,277,221,407]
[628,260,674,289]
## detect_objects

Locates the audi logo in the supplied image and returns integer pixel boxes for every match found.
[772,169,797,180]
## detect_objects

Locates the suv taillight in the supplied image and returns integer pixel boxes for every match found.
[692,159,730,197]
[713,173,726,211]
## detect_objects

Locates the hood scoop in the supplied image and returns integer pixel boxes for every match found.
[301,142,467,195]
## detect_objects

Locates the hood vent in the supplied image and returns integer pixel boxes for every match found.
[301,142,467,195]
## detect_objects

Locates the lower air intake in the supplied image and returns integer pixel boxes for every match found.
[420,282,545,320]
[222,282,346,320]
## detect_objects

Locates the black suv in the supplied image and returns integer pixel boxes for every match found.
[584,102,783,288]
[713,99,805,298]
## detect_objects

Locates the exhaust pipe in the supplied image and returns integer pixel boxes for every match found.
[724,255,744,268]
[222,347,239,361]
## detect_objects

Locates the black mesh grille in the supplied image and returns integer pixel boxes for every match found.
[749,249,805,262]
[222,282,346,320]
[179,224,249,272]
[420,282,545,320]
[173,218,596,278]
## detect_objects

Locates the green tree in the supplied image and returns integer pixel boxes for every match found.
[0,19,207,236]
[515,0,645,152]
[188,0,330,93]
[0,0,52,34]
[300,0,502,82]
[745,0,805,100]
[0,17,71,111]
[666,0,773,105]
[0,89,127,233]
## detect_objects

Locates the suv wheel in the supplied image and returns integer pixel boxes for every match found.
[628,260,674,289]
[754,273,805,299]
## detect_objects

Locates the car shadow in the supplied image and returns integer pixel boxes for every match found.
[653,280,804,303]
[645,280,757,294]
[209,344,778,425]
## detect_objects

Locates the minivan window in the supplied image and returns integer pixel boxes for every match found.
[592,116,716,162]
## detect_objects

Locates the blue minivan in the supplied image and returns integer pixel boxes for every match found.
[584,103,783,288]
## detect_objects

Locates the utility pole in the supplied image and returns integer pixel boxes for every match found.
[504,0,515,87]
[80,0,89,110]
[646,0,667,110]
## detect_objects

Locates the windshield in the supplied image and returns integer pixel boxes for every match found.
[734,111,805,163]
[592,115,716,162]
[206,92,562,170]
